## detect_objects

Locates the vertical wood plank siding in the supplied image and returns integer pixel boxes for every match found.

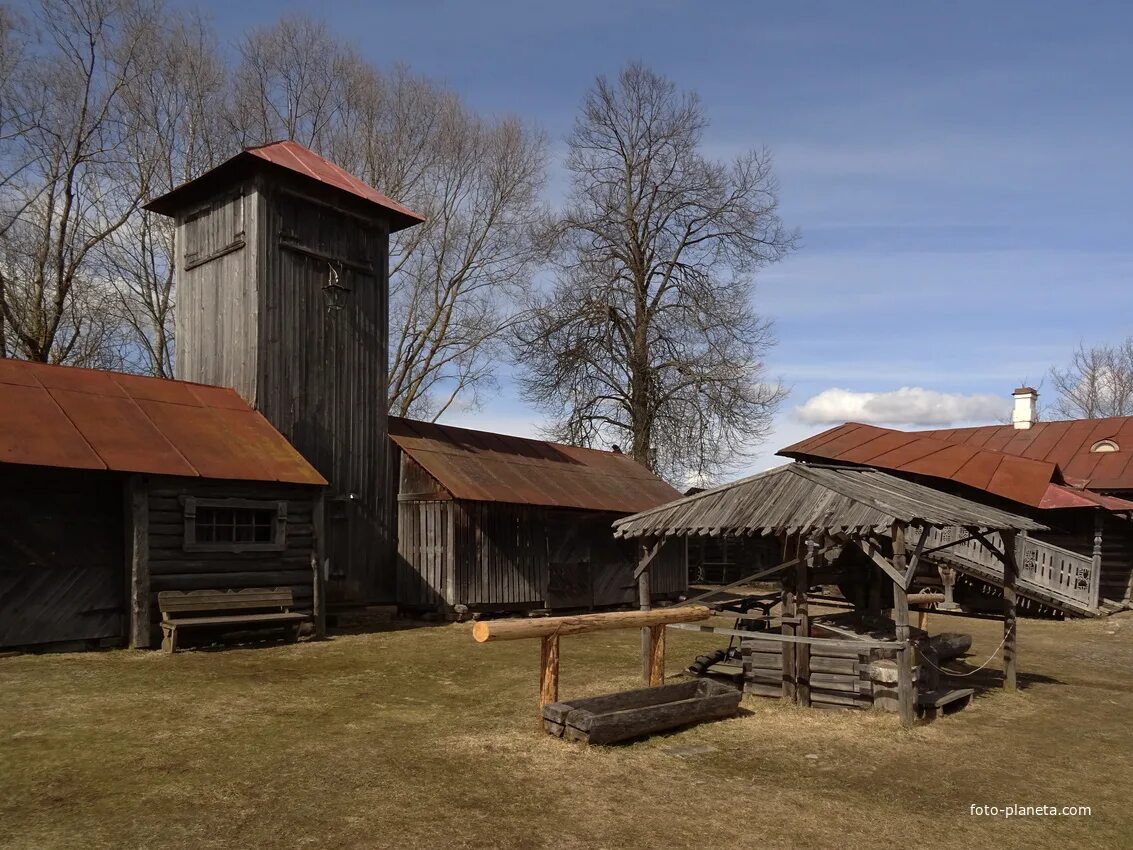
[256,183,390,604]
[144,477,321,629]
[174,191,258,402]
[396,495,687,612]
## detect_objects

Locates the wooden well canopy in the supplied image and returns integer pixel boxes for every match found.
[612,463,1046,540]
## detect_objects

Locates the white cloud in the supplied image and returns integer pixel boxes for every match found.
[794,387,1010,426]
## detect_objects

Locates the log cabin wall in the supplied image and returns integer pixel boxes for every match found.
[142,476,322,640]
[172,174,391,606]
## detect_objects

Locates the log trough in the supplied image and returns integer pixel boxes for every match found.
[543,679,742,745]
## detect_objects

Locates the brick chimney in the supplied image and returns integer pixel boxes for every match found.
[1012,387,1038,429]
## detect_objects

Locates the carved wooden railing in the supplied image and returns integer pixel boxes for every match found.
[920,527,1099,614]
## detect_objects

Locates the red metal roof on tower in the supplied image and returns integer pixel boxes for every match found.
[144,140,425,231]
[388,416,681,513]
[0,359,326,486]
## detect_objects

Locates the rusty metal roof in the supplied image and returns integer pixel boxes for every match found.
[778,422,1060,508]
[613,463,1046,540]
[914,418,1133,492]
[144,140,425,232]
[388,417,681,513]
[0,359,326,486]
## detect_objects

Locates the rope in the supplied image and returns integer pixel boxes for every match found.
[918,628,1013,677]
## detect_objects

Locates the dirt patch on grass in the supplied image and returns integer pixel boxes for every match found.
[1,613,1130,849]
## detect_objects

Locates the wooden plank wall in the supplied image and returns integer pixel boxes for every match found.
[396,500,452,608]
[173,189,259,403]
[650,537,689,597]
[395,497,688,612]
[455,502,546,609]
[145,477,320,631]
[0,466,125,648]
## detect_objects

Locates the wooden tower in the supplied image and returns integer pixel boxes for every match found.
[146,141,424,605]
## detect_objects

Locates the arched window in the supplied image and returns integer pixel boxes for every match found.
[1091,439,1120,453]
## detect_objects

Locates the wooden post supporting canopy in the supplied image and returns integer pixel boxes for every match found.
[780,537,798,702]
[637,537,661,683]
[796,536,813,707]
[891,522,915,728]
[1000,529,1018,692]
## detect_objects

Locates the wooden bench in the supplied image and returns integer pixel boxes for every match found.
[158,588,310,654]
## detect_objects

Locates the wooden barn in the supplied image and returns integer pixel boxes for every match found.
[389,417,687,614]
[0,359,326,651]
[145,140,424,607]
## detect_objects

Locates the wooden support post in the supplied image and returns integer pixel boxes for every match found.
[312,490,327,639]
[648,625,665,686]
[892,522,915,727]
[540,633,560,724]
[796,536,812,707]
[1092,512,1104,610]
[1001,529,1018,692]
[127,476,150,649]
[781,541,798,702]
[638,538,657,684]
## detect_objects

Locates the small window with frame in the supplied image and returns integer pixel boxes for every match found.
[182,497,287,553]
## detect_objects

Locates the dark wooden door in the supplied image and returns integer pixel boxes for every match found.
[0,468,125,648]
[546,515,593,609]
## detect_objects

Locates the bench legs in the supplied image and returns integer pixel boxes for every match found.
[285,623,300,644]
[161,624,178,655]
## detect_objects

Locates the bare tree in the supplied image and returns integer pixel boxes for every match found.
[1050,338,1133,419]
[514,64,795,482]
[230,15,354,150]
[233,18,548,418]
[100,13,231,375]
[0,0,158,365]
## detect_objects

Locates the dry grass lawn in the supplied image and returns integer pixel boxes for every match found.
[1,610,1132,849]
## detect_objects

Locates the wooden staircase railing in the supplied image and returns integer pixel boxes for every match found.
[919,527,1099,615]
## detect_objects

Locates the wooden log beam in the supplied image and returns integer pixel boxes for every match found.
[471,605,713,643]
[907,592,945,605]
[904,525,931,590]
[892,522,916,728]
[668,622,898,649]
[860,537,908,588]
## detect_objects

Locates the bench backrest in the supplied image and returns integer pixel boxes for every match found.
[159,588,294,617]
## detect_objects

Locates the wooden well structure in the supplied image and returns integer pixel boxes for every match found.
[614,463,1046,726]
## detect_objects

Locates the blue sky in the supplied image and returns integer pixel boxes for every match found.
[190,0,1133,476]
